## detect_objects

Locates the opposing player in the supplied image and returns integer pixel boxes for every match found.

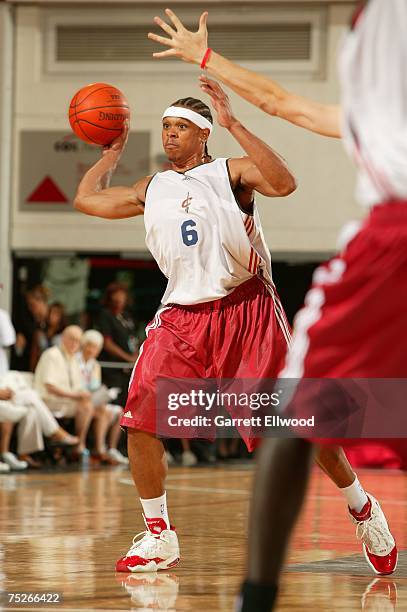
[74,82,296,571]
[149,0,404,607]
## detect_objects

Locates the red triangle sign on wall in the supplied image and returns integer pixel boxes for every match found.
[27,176,68,203]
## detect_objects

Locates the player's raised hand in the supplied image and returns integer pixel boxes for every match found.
[200,76,238,130]
[103,119,130,157]
[148,9,208,65]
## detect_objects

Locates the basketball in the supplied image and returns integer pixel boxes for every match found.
[68,82,130,146]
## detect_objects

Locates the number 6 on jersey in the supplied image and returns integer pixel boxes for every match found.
[181,219,199,246]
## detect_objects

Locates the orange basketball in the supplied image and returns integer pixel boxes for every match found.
[68,82,130,146]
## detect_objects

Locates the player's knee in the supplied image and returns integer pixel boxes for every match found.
[127,428,159,451]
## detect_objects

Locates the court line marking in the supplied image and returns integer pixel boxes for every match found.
[119,472,250,484]
[167,472,249,481]
[118,478,407,504]
[118,470,251,484]
[166,484,248,494]
[118,478,248,495]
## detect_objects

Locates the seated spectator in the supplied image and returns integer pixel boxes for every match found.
[98,283,139,407]
[1,305,76,469]
[34,325,109,459]
[0,307,25,472]
[78,329,128,465]
[0,371,78,467]
[0,389,28,471]
[11,285,49,372]
[0,304,16,379]
[46,302,67,348]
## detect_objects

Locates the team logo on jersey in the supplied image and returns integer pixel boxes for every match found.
[181,192,193,213]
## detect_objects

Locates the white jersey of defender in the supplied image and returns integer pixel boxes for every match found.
[340,0,407,207]
[144,158,273,305]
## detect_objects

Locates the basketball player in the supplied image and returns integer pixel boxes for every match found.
[74,84,297,571]
[149,0,404,607]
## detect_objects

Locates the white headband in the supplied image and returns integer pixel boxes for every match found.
[162,106,213,134]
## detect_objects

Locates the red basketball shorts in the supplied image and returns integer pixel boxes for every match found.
[121,276,290,451]
[281,201,407,464]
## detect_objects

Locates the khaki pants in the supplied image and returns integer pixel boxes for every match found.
[44,396,78,418]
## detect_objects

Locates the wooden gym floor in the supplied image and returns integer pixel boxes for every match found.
[0,463,406,611]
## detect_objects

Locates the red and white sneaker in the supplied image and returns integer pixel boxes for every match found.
[116,517,180,573]
[349,494,398,576]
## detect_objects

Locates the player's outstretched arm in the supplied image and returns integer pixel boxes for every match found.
[149,9,341,138]
[74,124,146,219]
[202,77,296,198]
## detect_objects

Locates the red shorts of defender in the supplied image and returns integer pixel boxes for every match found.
[121,276,290,451]
[283,201,407,467]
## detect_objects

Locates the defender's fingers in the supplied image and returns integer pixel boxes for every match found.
[165,8,185,31]
[198,11,209,33]
[148,32,176,47]
[153,16,176,37]
[152,48,178,59]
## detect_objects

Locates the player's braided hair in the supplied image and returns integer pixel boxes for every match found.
[171,97,213,161]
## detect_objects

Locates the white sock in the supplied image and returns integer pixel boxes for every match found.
[341,476,368,513]
[140,492,170,529]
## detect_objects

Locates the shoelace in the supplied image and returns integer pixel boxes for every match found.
[355,515,392,555]
[125,530,168,558]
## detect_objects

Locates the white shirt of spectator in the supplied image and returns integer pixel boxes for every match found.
[0,309,16,379]
[76,353,101,392]
[340,0,407,207]
[34,345,83,400]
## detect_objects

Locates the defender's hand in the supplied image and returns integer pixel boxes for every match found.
[148,9,208,65]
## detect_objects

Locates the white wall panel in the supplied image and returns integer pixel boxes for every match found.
[0,3,14,309]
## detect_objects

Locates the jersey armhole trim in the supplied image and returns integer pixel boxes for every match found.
[225,158,254,217]
[144,174,157,201]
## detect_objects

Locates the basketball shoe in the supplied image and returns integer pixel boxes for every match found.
[349,494,398,575]
[116,517,180,573]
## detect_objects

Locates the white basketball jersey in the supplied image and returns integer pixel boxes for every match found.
[144,158,273,305]
[339,0,407,207]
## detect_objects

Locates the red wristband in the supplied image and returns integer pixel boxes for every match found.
[200,48,212,69]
